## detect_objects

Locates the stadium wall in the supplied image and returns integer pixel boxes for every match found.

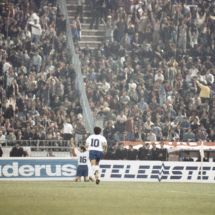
[0,158,214,183]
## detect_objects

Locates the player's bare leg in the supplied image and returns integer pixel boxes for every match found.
[95,170,100,184]
[88,176,94,182]
[89,159,96,182]
[84,176,89,182]
[95,161,100,185]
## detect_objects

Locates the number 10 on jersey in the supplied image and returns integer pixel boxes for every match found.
[91,139,99,147]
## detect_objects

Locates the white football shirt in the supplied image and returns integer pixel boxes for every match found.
[76,150,89,166]
[86,134,107,152]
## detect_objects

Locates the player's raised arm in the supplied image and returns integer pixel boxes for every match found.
[85,135,90,150]
[70,138,77,157]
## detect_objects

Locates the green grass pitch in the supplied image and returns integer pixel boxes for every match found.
[0,181,214,215]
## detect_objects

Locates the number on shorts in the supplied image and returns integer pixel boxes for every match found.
[91,138,99,147]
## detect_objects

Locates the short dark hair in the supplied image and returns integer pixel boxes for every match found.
[80,145,86,152]
[94,126,101,135]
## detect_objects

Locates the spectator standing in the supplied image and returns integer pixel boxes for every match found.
[0,130,6,145]
[146,130,157,141]
[115,143,127,160]
[90,0,103,29]
[62,118,74,140]
[6,130,16,143]
[157,142,168,161]
[10,143,27,157]
[151,142,159,160]
[138,143,151,160]
[32,51,42,73]
[56,14,66,35]
[182,152,194,162]
[74,114,87,146]
[28,18,42,44]
[127,145,137,160]
[76,0,84,23]
[104,15,115,42]
[103,120,116,146]
[195,80,211,103]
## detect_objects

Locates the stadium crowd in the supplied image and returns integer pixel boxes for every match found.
[75,0,215,149]
[0,0,215,160]
[0,0,86,149]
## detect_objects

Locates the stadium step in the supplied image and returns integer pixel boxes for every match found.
[67,3,90,10]
[67,0,105,49]
[80,35,104,42]
[68,9,92,18]
[81,29,105,36]
[80,23,106,30]
[78,40,103,49]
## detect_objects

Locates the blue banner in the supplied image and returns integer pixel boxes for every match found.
[0,158,77,180]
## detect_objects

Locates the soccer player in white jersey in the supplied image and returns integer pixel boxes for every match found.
[71,141,90,182]
[86,126,107,184]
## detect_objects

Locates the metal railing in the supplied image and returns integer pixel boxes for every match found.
[1,140,72,157]
[57,0,94,133]
[1,139,70,148]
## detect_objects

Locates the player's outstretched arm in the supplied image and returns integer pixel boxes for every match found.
[70,138,77,157]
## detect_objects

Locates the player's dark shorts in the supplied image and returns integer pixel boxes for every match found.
[89,150,103,162]
[77,165,88,177]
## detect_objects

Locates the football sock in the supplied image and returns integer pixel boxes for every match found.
[90,165,96,177]
[94,166,100,178]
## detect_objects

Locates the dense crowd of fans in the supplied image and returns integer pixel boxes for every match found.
[74,0,215,149]
[0,0,215,160]
[0,0,86,149]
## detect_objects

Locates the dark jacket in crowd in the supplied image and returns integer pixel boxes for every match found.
[4,105,14,119]
[138,145,151,160]
[127,147,138,160]
[151,147,159,160]
[115,147,128,160]
[103,126,116,144]
[10,145,27,157]
[0,147,3,157]
[157,148,168,161]
[105,146,116,159]
[56,15,66,34]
